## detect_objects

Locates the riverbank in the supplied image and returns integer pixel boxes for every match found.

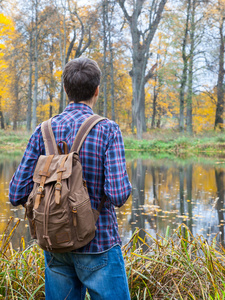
[124,129,225,157]
[1,220,225,299]
[1,129,225,157]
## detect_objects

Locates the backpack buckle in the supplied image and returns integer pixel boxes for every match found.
[34,186,45,209]
[55,182,62,190]
[55,182,62,205]
[37,185,44,192]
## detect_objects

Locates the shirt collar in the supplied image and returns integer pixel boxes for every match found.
[64,102,94,114]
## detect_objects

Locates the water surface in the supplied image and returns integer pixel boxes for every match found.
[1,154,225,248]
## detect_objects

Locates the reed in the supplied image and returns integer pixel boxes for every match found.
[1,220,225,299]
[123,225,225,300]
[0,218,45,299]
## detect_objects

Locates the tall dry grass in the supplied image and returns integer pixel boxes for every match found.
[123,225,225,299]
[1,219,225,299]
[0,218,45,299]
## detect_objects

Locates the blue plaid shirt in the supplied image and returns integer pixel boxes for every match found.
[9,103,132,253]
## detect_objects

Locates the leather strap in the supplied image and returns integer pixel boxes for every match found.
[57,141,69,155]
[42,115,106,155]
[97,194,107,213]
[70,115,106,153]
[70,115,107,214]
[34,155,54,209]
[55,155,69,204]
[41,119,58,155]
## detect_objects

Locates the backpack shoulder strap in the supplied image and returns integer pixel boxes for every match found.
[41,118,58,155]
[70,114,106,154]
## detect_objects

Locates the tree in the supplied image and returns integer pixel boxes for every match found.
[58,0,93,113]
[0,13,15,129]
[118,0,167,139]
[186,0,197,135]
[179,0,191,132]
[214,1,225,129]
[32,0,39,131]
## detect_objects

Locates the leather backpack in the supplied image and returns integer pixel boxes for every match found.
[25,114,106,253]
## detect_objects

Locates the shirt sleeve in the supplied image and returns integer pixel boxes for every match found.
[104,123,132,207]
[8,125,42,206]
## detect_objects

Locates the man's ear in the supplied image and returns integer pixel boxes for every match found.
[95,86,100,97]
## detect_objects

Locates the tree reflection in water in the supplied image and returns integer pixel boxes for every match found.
[1,157,225,248]
[215,168,225,248]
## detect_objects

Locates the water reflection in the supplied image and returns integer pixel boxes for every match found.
[118,158,225,246]
[0,155,29,248]
[215,169,225,247]
[1,156,225,248]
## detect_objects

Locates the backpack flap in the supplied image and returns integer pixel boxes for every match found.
[33,153,74,184]
[32,152,77,209]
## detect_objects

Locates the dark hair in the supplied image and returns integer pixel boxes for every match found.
[63,57,101,102]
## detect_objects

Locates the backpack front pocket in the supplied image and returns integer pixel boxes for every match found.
[34,209,74,251]
[70,198,96,242]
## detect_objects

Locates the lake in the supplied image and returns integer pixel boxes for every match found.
[1,154,225,248]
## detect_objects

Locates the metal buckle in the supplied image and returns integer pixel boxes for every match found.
[55,182,62,190]
[38,186,44,192]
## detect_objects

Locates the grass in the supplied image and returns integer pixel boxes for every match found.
[1,219,225,299]
[124,129,225,157]
[0,130,31,152]
[124,226,225,299]
[2,128,225,157]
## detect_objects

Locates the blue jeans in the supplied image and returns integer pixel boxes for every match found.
[44,245,130,300]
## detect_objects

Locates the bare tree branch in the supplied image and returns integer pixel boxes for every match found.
[118,0,132,24]
[145,63,158,83]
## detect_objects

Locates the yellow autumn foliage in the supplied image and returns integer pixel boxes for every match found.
[0,13,15,116]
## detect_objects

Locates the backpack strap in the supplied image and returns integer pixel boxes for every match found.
[34,154,54,209]
[41,118,58,155]
[70,114,106,154]
[41,114,107,213]
[70,114,107,215]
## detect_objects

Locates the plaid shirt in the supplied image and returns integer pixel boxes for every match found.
[9,103,132,253]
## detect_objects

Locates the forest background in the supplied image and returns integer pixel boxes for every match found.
[0,0,224,140]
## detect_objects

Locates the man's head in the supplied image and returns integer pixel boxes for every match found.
[63,57,101,103]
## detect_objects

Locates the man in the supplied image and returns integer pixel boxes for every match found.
[9,57,132,300]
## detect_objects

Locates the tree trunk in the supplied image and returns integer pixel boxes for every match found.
[132,53,146,139]
[215,20,225,130]
[108,2,115,121]
[140,86,146,132]
[156,106,162,128]
[118,0,167,139]
[32,0,38,131]
[0,97,4,129]
[151,78,158,128]
[58,3,67,114]
[13,75,19,131]
[109,44,115,121]
[26,15,33,131]
[179,0,191,133]
[0,111,4,129]
[49,60,54,118]
[186,0,196,135]
[103,0,108,118]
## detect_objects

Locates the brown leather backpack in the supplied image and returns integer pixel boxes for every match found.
[25,114,106,253]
